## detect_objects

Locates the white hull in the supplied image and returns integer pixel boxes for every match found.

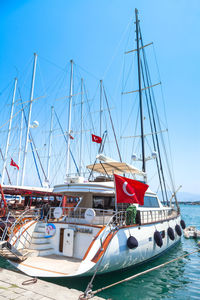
[9,215,182,278]
[87,216,181,276]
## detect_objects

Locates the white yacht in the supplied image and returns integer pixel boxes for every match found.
[0,9,185,279]
[0,160,184,278]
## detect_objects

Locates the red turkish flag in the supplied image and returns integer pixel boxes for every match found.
[10,158,19,170]
[92,134,102,144]
[114,174,149,205]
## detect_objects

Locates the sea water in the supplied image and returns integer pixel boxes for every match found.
[0,204,199,300]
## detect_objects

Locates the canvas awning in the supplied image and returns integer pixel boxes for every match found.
[1,185,62,197]
[86,162,144,176]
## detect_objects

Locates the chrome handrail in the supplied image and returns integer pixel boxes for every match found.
[139,208,175,224]
[8,208,41,244]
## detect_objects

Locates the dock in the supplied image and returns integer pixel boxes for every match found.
[0,268,104,300]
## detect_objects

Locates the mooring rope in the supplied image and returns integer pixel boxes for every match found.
[81,248,200,298]
[22,277,37,285]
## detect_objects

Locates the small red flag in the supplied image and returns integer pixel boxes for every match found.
[10,158,19,170]
[69,134,74,140]
[114,174,148,205]
[92,134,102,144]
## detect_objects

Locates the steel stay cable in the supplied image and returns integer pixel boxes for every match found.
[103,86,122,162]
[140,31,175,202]
[54,109,80,175]
[82,212,125,299]
[91,248,200,296]
[18,89,43,186]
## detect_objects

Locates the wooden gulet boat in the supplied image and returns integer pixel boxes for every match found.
[0,173,184,277]
[0,9,186,278]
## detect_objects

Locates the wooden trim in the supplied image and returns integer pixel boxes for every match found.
[91,230,117,264]
[125,42,153,54]
[12,220,37,246]
[51,222,103,228]
[59,228,64,253]
[20,262,69,275]
[83,226,105,260]
[12,217,33,235]
[119,224,138,229]
[122,82,161,95]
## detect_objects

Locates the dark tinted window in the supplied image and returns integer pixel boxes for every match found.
[139,196,159,208]
[93,196,115,209]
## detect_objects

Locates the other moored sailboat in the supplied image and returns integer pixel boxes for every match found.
[0,8,185,279]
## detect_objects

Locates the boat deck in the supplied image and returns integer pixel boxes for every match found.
[20,254,82,276]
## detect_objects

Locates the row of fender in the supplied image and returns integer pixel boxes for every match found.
[127,220,186,249]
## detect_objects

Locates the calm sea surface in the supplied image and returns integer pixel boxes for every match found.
[0,204,199,300]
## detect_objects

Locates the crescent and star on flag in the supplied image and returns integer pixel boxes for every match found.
[122,181,136,197]
[114,174,149,205]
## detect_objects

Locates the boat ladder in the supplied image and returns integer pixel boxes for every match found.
[0,240,27,262]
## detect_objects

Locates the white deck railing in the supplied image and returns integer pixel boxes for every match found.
[0,207,178,245]
[48,206,176,226]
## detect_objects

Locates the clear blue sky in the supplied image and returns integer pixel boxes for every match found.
[0,0,200,195]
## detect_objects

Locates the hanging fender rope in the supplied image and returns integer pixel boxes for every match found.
[81,248,200,298]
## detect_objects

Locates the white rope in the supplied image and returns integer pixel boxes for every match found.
[92,248,200,296]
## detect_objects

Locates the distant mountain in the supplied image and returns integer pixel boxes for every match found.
[175,192,200,203]
[158,191,200,203]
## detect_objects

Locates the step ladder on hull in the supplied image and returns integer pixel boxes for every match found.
[0,241,27,262]
[29,222,54,256]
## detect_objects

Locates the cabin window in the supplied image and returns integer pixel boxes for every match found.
[93,196,115,210]
[139,196,159,208]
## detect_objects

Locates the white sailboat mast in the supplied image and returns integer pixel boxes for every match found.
[79,78,83,175]
[47,106,54,184]
[1,77,17,184]
[100,79,103,137]
[17,110,23,186]
[66,59,73,178]
[21,53,37,186]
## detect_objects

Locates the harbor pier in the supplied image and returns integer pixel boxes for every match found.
[0,268,104,300]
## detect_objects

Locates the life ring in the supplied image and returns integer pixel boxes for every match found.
[0,208,6,218]
[127,236,138,249]
[154,230,163,247]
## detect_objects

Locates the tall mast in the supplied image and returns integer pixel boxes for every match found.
[1,77,17,184]
[47,106,54,184]
[100,79,103,137]
[66,59,73,178]
[79,78,83,175]
[17,110,23,186]
[21,53,37,185]
[135,9,146,174]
